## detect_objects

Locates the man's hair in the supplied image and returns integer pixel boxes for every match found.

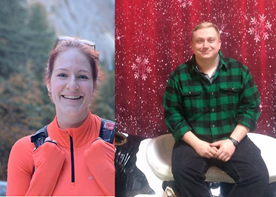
[191,22,220,40]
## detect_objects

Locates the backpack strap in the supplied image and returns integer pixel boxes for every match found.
[30,118,115,148]
[99,119,115,144]
[30,125,48,149]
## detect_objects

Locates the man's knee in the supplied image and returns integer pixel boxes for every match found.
[252,165,269,185]
[237,164,269,186]
[172,158,207,183]
[172,162,191,177]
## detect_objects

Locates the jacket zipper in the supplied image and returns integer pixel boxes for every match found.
[70,136,75,183]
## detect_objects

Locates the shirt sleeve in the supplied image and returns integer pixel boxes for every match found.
[163,73,192,141]
[6,136,65,196]
[7,136,34,196]
[236,68,260,131]
[84,139,115,196]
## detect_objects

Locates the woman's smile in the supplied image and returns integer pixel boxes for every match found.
[48,48,94,118]
[61,95,83,100]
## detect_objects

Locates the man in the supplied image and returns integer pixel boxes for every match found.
[163,22,269,197]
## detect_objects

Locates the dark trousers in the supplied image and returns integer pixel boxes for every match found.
[172,136,269,197]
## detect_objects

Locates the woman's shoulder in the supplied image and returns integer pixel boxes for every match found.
[89,113,103,127]
[90,113,101,120]
[90,113,115,124]
[14,135,33,144]
[11,135,35,153]
[8,135,35,184]
[9,135,35,172]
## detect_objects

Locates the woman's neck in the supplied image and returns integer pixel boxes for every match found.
[56,110,89,130]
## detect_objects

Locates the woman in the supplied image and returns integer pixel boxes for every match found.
[6,38,115,196]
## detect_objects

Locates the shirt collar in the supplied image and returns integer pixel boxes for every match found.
[47,111,101,148]
[218,51,228,69]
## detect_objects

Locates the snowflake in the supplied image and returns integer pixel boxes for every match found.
[131,56,152,81]
[115,29,125,46]
[259,14,266,22]
[177,0,192,8]
[248,14,272,42]
[265,21,272,30]
[216,13,230,37]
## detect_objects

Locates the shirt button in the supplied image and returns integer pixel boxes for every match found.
[232,88,234,90]
[189,92,191,95]
[211,92,214,95]
[212,124,215,127]
[212,108,215,112]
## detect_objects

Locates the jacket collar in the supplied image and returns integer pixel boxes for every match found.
[47,111,101,148]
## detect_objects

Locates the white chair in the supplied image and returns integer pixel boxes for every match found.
[146,133,276,184]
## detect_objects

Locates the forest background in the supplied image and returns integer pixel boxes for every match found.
[0,0,115,181]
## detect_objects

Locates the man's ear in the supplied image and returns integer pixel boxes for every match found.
[190,41,195,53]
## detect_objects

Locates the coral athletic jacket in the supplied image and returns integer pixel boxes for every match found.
[7,112,115,196]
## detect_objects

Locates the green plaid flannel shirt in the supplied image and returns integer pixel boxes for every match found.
[163,51,260,142]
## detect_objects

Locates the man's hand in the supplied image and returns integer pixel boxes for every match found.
[210,139,236,162]
[182,131,218,159]
[192,140,218,159]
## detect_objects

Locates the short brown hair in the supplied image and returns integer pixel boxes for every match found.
[191,22,220,40]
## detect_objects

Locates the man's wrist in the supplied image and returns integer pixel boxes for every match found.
[228,137,239,147]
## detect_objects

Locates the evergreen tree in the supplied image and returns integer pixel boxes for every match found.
[0,0,29,78]
[90,65,115,121]
[0,0,55,181]
[0,1,114,181]
[26,3,55,80]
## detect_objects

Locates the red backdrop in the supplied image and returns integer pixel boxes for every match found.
[115,0,276,138]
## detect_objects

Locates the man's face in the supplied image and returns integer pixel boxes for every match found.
[191,27,221,62]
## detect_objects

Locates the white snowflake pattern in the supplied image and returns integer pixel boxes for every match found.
[131,56,152,81]
[248,14,272,42]
[215,13,230,37]
[265,21,272,30]
[177,0,192,8]
[115,29,125,46]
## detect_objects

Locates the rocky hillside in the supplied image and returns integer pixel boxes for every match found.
[26,0,115,69]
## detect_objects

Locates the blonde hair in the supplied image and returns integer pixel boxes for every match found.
[191,22,220,40]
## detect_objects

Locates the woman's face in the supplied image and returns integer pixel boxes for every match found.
[47,48,94,118]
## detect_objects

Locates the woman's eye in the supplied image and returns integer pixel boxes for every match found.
[79,75,88,79]
[58,73,67,77]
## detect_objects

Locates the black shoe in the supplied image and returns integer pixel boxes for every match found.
[162,181,181,197]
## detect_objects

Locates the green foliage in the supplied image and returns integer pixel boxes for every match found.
[0,0,56,181]
[0,0,115,182]
[90,69,115,121]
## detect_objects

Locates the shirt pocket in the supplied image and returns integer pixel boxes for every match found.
[219,83,242,111]
[181,86,203,118]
